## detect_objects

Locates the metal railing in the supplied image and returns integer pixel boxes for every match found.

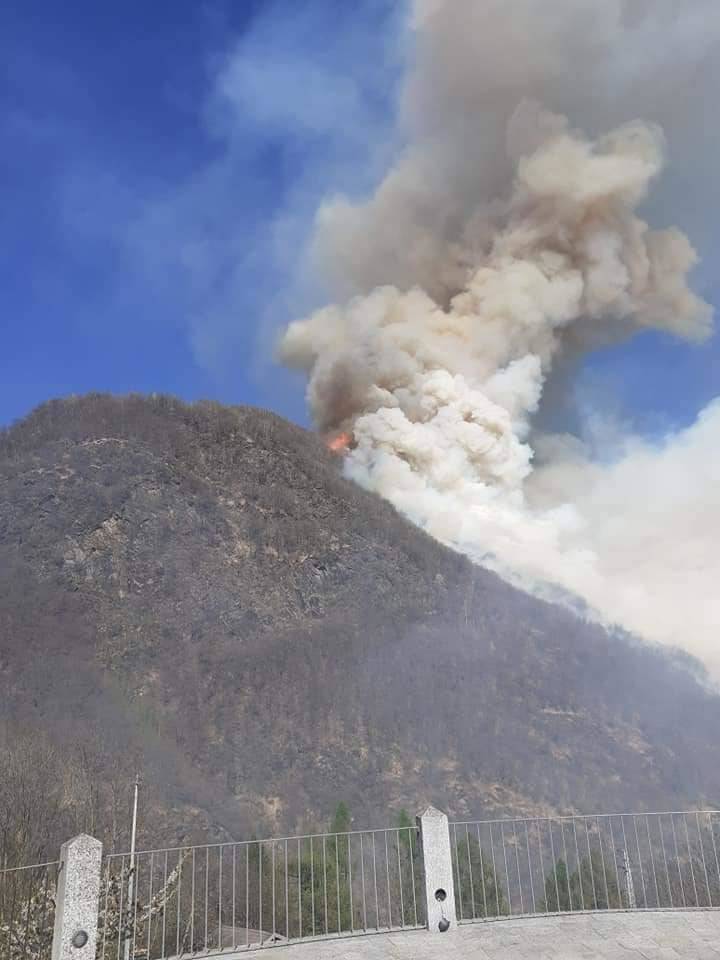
[98,825,425,958]
[0,860,59,960]
[450,811,720,922]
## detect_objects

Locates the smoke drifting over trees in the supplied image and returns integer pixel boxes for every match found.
[280,0,720,675]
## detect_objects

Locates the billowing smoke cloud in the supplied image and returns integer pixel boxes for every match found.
[278,0,720,675]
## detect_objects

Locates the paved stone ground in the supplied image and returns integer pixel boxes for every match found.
[235,911,720,959]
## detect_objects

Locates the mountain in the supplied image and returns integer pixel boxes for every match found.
[1,394,719,855]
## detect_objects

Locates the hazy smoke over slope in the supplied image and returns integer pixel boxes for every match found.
[279,0,720,674]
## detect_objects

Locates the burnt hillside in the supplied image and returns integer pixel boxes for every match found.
[1,394,719,853]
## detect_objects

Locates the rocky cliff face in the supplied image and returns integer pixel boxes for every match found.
[1,394,718,848]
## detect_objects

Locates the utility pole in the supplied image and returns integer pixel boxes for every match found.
[124,774,141,960]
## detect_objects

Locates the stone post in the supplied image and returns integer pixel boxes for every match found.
[417,806,457,933]
[52,834,103,960]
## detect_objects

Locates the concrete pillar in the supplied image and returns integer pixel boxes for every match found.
[51,834,103,960]
[417,806,457,933]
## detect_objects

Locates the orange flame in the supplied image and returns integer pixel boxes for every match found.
[327,431,353,454]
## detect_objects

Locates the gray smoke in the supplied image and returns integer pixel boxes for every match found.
[279,0,720,675]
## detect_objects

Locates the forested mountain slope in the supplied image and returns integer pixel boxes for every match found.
[1,394,718,858]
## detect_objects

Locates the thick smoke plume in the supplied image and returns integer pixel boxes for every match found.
[279,0,720,675]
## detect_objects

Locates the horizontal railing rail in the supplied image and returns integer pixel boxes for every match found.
[99,826,425,958]
[0,860,60,960]
[450,811,720,923]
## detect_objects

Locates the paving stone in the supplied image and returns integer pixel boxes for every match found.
[221,911,720,959]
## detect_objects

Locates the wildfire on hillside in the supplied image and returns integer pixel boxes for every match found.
[326,431,353,454]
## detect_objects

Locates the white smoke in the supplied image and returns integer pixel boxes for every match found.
[278,1,720,675]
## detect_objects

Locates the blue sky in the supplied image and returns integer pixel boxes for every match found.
[1,0,717,435]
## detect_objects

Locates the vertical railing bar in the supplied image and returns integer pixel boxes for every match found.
[116,856,125,960]
[14,867,23,960]
[43,867,57,960]
[3,869,9,957]
[297,838,302,941]
[6,861,18,960]
[322,835,328,936]
[20,865,28,959]
[19,868,26,959]
[132,854,139,960]
[44,865,52,960]
[683,815,700,907]
[695,812,712,908]
[245,844,250,950]
[37,868,45,959]
[360,833,367,931]
[259,842,264,946]
[632,817,647,908]
[12,867,19,960]
[29,867,37,960]
[218,846,223,952]
[396,831,404,928]
[16,868,24,960]
[513,822,524,915]
[147,851,155,957]
[620,816,632,907]
[584,820,598,909]
[25,868,35,960]
[670,814,687,908]
[284,839,289,941]
[17,868,25,960]
[384,830,392,930]
[348,833,354,933]
[525,822,536,914]
[609,816,620,908]
[500,822,512,916]
[371,832,379,931]
[536,820,546,914]
[101,860,110,960]
[450,822,461,919]
[408,828,418,927]
[231,844,236,952]
[645,816,660,909]
[6,866,16,960]
[44,867,51,959]
[310,837,316,937]
[465,824,476,919]
[204,846,209,953]
[272,841,276,943]
[548,820,560,914]
[30,867,39,960]
[9,864,19,959]
[596,817,610,909]
[160,851,168,960]
[189,848,195,954]
[659,816,674,909]
[21,867,29,960]
[489,823,499,916]
[477,824,488,918]
[21,867,33,960]
[175,853,182,958]
[709,813,720,908]
[336,834,342,935]
[572,819,584,910]
[6,867,14,959]
[28,867,35,960]
[453,822,463,921]
[560,820,572,912]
